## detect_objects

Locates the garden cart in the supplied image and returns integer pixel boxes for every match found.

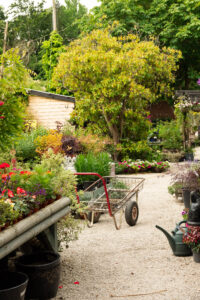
[74,173,145,230]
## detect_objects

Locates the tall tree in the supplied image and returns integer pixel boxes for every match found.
[52,29,181,157]
[80,0,151,36]
[7,0,52,73]
[147,0,200,89]
[57,0,87,44]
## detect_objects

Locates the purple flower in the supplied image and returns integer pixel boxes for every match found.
[197,78,200,86]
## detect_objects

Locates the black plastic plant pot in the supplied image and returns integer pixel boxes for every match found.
[182,189,191,209]
[15,251,60,300]
[0,271,28,300]
[185,153,194,161]
[187,191,200,226]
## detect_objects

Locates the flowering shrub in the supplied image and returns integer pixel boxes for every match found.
[183,225,200,253]
[35,130,63,155]
[175,96,200,112]
[116,160,170,174]
[0,153,76,230]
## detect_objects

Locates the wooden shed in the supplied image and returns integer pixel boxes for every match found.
[149,100,175,121]
[27,90,75,129]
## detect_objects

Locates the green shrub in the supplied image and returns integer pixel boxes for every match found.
[15,127,48,162]
[119,140,154,161]
[75,152,112,183]
[156,120,183,150]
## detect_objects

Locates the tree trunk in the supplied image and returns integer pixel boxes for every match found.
[184,66,190,89]
[102,108,119,161]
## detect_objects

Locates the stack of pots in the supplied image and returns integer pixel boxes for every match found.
[15,251,61,300]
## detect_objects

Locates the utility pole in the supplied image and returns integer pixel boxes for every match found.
[52,0,57,31]
[3,21,8,54]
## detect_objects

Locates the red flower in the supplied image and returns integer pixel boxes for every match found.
[2,174,8,180]
[0,101,4,106]
[0,116,5,119]
[20,170,32,175]
[9,172,15,177]
[2,189,14,198]
[0,163,10,169]
[17,187,27,195]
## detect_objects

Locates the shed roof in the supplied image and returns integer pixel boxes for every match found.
[27,89,75,103]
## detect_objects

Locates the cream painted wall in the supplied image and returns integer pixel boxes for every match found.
[28,95,74,129]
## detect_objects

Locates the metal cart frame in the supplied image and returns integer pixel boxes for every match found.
[75,173,145,230]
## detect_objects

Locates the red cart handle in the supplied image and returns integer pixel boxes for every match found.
[74,172,112,216]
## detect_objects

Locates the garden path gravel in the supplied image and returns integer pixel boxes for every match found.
[55,169,200,300]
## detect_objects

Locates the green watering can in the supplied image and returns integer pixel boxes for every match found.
[155,221,192,256]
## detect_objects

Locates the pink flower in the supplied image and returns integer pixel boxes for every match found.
[0,101,4,106]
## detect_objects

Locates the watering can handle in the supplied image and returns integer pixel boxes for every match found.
[178,220,187,234]
[178,220,187,226]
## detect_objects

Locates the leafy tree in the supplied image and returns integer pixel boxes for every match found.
[0,49,29,149]
[147,0,200,89]
[57,0,87,44]
[52,29,181,157]
[40,31,65,81]
[80,0,150,36]
[7,0,52,73]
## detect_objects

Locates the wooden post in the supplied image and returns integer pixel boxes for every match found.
[0,21,8,79]
[52,0,57,31]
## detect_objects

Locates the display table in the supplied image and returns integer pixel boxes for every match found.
[0,197,71,260]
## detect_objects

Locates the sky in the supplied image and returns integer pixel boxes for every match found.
[0,0,100,12]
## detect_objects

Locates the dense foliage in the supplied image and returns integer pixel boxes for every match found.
[0,49,29,149]
[52,29,181,158]
[4,0,87,76]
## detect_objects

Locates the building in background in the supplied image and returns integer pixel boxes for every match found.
[27,90,75,129]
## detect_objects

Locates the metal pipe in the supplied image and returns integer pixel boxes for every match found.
[0,197,71,259]
[0,197,71,247]
[74,172,113,216]
[0,203,71,260]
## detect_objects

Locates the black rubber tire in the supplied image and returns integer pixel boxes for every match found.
[125,200,139,226]
[87,212,101,223]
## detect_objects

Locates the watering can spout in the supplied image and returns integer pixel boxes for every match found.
[155,225,176,253]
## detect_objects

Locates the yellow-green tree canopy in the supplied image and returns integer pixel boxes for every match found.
[52,29,181,147]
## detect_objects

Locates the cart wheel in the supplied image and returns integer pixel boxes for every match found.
[125,201,139,226]
[87,212,101,223]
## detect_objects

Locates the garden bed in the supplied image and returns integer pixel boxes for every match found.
[116,160,170,174]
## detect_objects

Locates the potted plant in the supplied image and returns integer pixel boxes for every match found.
[74,152,112,189]
[169,163,200,208]
[0,150,77,230]
[184,147,194,161]
[183,225,200,262]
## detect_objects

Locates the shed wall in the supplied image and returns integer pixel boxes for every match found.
[28,95,74,129]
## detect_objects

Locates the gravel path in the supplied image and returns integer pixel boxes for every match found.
[55,171,200,300]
